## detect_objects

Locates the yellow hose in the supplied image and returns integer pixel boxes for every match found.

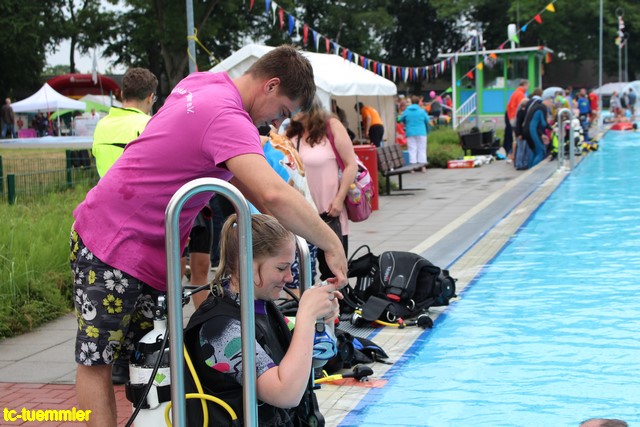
[354,310,405,328]
[184,345,208,427]
[164,394,238,426]
[163,346,238,426]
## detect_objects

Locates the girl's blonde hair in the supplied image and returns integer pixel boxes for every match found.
[212,213,295,288]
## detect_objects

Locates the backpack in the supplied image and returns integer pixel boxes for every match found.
[344,246,457,324]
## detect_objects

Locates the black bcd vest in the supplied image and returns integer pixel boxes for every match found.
[184,295,324,427]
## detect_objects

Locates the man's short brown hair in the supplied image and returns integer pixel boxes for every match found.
[246,45,315,112]
[122,68,158,102]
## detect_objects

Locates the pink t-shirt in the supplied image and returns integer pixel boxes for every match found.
[73,72,264,290]
[296,135,348,236]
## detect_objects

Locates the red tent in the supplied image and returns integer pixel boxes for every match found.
[47,74,121,99]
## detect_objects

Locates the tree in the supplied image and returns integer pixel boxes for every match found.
[294,0,393,58]
[381,0,464,91]
[0,1,60,97]
[103,0,253,92]
[47,0,118,73]
[431,0,640,81]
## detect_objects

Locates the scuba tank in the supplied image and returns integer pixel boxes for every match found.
[125,295,172,426]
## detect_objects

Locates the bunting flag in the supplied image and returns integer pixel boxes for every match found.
[445,87,452,94]
[271,1,277,25]
[288,15,295,35]
[245,0,556,85]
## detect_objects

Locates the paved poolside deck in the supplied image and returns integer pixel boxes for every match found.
[0,149,585,426]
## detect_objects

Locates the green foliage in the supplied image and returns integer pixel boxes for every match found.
[104,0,253,89]
[381,0,463,66]
[0,184,90,338]
[431,0,640,80]
[294,0,393,57]
[428,128,464,168]
[0,1,57,96]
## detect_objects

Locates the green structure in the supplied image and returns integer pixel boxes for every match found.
[438,46,553,127]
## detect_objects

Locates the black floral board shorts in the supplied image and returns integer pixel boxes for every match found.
[70,227,163,366]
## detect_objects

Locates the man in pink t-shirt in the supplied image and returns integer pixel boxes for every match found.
[70,45,348,426]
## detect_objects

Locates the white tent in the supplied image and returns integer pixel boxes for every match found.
[593,82,627,97]
[12,83,86,113]
[210,44,397,143]
[12,83,86,137]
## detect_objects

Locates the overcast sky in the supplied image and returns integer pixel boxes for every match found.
[46,42,127,75]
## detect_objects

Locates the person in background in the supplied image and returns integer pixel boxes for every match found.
[522,89,553,168]
[184,213,341,426]
[504,79,529,162]
[576,88,591,141]
[331,99,355,141]
[70,45,347,426]
[609,91,622,122]
[354,101,384,147]
[1,97,16,139]
[289,98,358,280]
[92,67,158,177]
[626,87,636,119]
[399,95,429,171]
[588,88,599,125]
[428,91,442,124]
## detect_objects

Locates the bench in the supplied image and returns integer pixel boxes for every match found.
[376,145,427,195]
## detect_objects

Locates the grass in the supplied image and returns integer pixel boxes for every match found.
[0,147,93,338]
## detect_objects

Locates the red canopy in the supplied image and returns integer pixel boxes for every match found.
[47,74,120,99]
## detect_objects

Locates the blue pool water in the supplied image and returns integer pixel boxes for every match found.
[341,131,640,427]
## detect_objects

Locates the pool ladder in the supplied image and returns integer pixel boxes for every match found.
[164,178,315,427]
[556,108,576,171]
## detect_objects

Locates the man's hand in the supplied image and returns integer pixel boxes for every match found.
[322,246,348,288]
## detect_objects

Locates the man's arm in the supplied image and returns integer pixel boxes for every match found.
[226,153,347,285]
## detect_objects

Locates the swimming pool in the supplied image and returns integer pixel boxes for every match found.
[341,131,640,427]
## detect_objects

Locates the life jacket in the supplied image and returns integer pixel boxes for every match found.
[184,295,323,427]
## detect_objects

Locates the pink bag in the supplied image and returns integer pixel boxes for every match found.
[327,123,373,222]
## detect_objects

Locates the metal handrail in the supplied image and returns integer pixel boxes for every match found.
[454,92,477,129]
[165,178,256,427]
[556,108,576,171]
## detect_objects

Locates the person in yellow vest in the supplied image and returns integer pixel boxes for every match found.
[354,101,385,147]
[92,67,158,177]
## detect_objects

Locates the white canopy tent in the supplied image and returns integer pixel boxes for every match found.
[12,83,86,113]
[210,44,397,143]
[12,83,86,136]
